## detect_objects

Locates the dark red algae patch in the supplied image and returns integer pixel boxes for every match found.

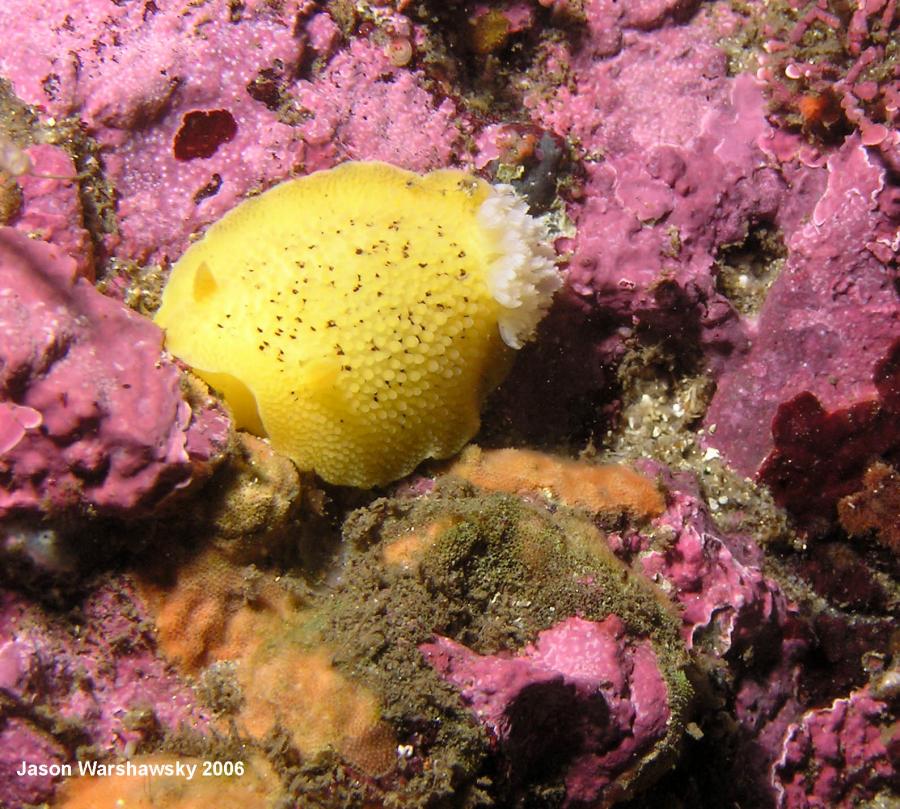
[758,338,900,532]
[173,109,238,160]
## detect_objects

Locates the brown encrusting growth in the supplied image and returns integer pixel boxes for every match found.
[838,461,900,555]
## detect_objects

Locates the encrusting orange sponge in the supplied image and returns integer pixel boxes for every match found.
[448,446,666,522]
[155,161,560,487]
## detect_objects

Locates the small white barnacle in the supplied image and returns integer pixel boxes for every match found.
[0,136,33,178]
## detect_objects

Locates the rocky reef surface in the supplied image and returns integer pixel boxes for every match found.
[0,1,897,808]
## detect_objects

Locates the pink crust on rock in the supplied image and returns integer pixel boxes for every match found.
[0,718,68,808]
[530,11,730,157]
[557,75,775,358]
[641,489,799,655]
[0,0,307,265]
[0,2,462,265]
[529,13,828,371]
[772,686,896,808]
[420,616,670,807]
[705,138,899,519]
[293,38,461,172]
[10,145,93,279]
[0,579,209,808]
[0,228,228,520]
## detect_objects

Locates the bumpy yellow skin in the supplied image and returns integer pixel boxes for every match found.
[155,162,515,487]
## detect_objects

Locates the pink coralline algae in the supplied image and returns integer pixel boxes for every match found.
[513,0,897,482]
[577,0,704,57]
[631,471,899,809]
[772,686,897,808]
[292,38,462,172]
[0,228,228,522]
[705,139,899,528]
[640,488,798,656]
[0,579,209,809]
[531,20,815,369]
[0,0,306,265]
[9,145,93,279]
[485,12,826,440]
[0,1,463,265]
[0,717,69,808]
[421,616,672,808]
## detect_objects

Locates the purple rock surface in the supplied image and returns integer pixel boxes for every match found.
[641,488,798,656]
[421,615,671,807]
[0,718,69,808]
[604,466,896,808]
[527,8,829,365]
[10,145,93,278]
[705,138,899,495]
[0,579,209,808]
[773,686,897,809]
[0,228,228,522]
[0,1,461,266]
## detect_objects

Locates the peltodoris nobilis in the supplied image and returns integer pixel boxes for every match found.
[155,161,560,487]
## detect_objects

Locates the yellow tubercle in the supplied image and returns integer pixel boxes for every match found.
[155,161,559,487]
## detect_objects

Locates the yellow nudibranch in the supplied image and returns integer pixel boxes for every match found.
[154,161,560,487]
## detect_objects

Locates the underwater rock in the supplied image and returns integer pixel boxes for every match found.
[0,0,307,265]
[531,17,813,373]
[518,3,896,467]
[326,467,691,806]
[201,433,304,563]
[9,145,92,278]
[652,497,897,809]
[0,1,896,807]
[757,340,900,534]
[0,579,209,809]
[771,685,897,808]
[126,459,690,806]
[0,228,228,524]
[580,0,703,57]
[705,139,899,529]
[642,488,799,656]
[448,454,891,807]
[421,615,672,808]
[0,719,69,808]
[0,2,460,265]
[293,37,463,173]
